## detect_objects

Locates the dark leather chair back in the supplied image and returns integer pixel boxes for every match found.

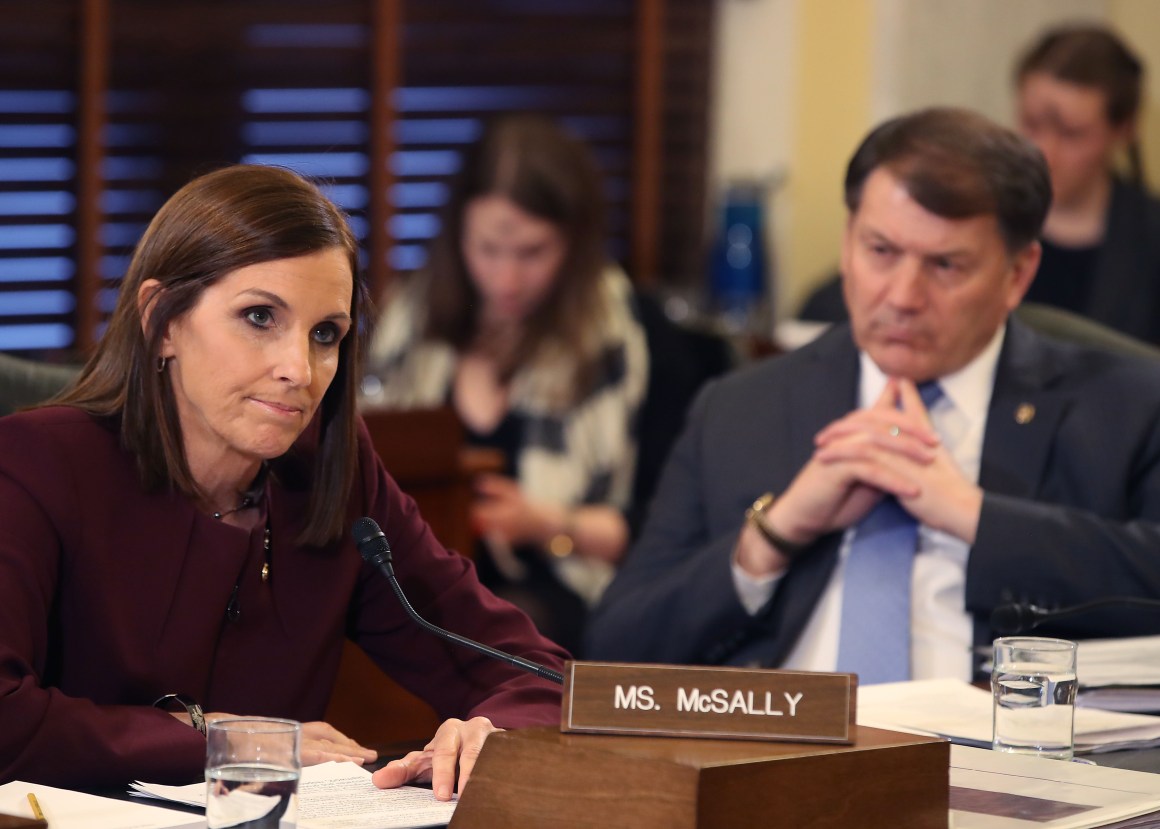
[631,291,737,533]
[0,353,79,417]
[1014,302,1160,361]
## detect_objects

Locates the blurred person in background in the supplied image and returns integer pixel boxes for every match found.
[362,115,649,655]
[1015,23,1160,343]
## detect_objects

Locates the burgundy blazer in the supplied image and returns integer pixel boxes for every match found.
[0,407,567,786]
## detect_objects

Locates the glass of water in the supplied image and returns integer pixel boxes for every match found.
[991,636,1078,760]
[206,717,301,829]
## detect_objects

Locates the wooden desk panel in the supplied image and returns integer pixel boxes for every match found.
[326,408,503,745]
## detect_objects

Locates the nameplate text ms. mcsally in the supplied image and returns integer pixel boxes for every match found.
[560,662,856,743]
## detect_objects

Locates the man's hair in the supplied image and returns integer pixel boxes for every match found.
[843,107,1052,252]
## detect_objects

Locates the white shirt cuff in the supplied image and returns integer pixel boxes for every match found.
[731,560,782,615]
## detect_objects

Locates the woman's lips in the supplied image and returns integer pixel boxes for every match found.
[250,398,304,417]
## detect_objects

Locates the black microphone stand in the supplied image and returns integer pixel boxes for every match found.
[992,597,1160,636]
[354,518,565,685]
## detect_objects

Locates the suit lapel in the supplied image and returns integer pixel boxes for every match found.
[979,319,1070,498]
[788,326,860,471]
[759,329,859,665]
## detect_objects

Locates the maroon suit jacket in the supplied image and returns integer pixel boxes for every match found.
[0,407,567,786]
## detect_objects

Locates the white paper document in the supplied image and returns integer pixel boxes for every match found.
[1077,636,1160,688]
[131,760,457,829]
[0,780,201,829]
[858,678,1160,753]
[1075,636,1160,713]
[950,745,1160,829]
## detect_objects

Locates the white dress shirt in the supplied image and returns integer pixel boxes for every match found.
[731,326,1005,681]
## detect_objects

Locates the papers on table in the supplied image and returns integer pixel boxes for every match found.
[131,760,456,829]
[1077,636,1160,713]
[0,780,201,829]
[950,744,1160,829]
[1077,636,1160,687]
[858,679,1160,754]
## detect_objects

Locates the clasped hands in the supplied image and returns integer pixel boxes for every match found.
[736,377,983,578]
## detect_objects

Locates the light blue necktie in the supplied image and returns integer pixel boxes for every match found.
[835,381,943,685]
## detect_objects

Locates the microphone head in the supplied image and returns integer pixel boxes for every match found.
[990,602,1041,636]
[352,517,391,567]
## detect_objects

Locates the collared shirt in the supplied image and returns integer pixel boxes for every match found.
[731,324,1006,681]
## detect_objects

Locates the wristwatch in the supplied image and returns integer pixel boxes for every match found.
[153,692,207,737]
[547,510,577,558]
[745,493,810,559]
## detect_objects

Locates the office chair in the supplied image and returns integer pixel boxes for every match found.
[1014,302,1160,361]
[0,352,79,417]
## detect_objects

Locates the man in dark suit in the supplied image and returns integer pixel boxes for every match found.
[585,107,1160,682]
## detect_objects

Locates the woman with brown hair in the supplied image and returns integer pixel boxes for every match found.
[363,115,649,654]
[1016,24,1160,342]
[0,164,566,794]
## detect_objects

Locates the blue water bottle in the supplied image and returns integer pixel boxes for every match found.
[711,180,769,334]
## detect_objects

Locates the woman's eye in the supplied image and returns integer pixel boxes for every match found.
[245,307,273,327]
[313,323,340,345]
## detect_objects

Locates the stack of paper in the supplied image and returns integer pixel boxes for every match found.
[0,762,455,829]
[950,745,1160,829]
[858,678,1160,754]
[0,781,200,829]
[132,761,456,829]
[1077,636,1160,713]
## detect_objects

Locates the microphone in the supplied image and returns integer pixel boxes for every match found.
[352,517,564,685]
[991,597,1160,636]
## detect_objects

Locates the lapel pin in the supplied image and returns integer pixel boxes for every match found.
[1014,403,1035,425]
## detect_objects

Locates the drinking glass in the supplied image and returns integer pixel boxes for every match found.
[991,636,1078,760]
[205,717,301,828]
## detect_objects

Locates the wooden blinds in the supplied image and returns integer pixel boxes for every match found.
[0,0,714,357]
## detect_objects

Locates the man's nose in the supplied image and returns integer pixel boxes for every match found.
[886,258,927,309]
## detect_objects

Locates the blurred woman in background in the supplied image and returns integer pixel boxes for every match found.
[1016,24,1160,343]
[362,115,649,654]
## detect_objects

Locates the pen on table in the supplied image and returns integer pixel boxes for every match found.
[27,792,45,821]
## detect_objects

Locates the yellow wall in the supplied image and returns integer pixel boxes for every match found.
[784,0,872,317]
[1109,0,1160,189]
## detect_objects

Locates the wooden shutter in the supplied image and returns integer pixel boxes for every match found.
[0,2,82,352]
[0,0,713,357]
[390,0,637,298]
[102,0,376,333]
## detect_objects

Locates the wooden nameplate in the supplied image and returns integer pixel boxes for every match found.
[561,661,856,743]
[0,815,46,829]
[451,725,949,828]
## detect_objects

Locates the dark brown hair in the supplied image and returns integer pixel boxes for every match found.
[1016,24,1145,183]
[844,107,1052,252]
[54,164,365,546]
[421,113,607,396]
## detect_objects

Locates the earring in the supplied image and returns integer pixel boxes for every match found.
[157,356,168,373]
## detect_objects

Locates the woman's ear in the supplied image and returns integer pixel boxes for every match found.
[137,279,173,357]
